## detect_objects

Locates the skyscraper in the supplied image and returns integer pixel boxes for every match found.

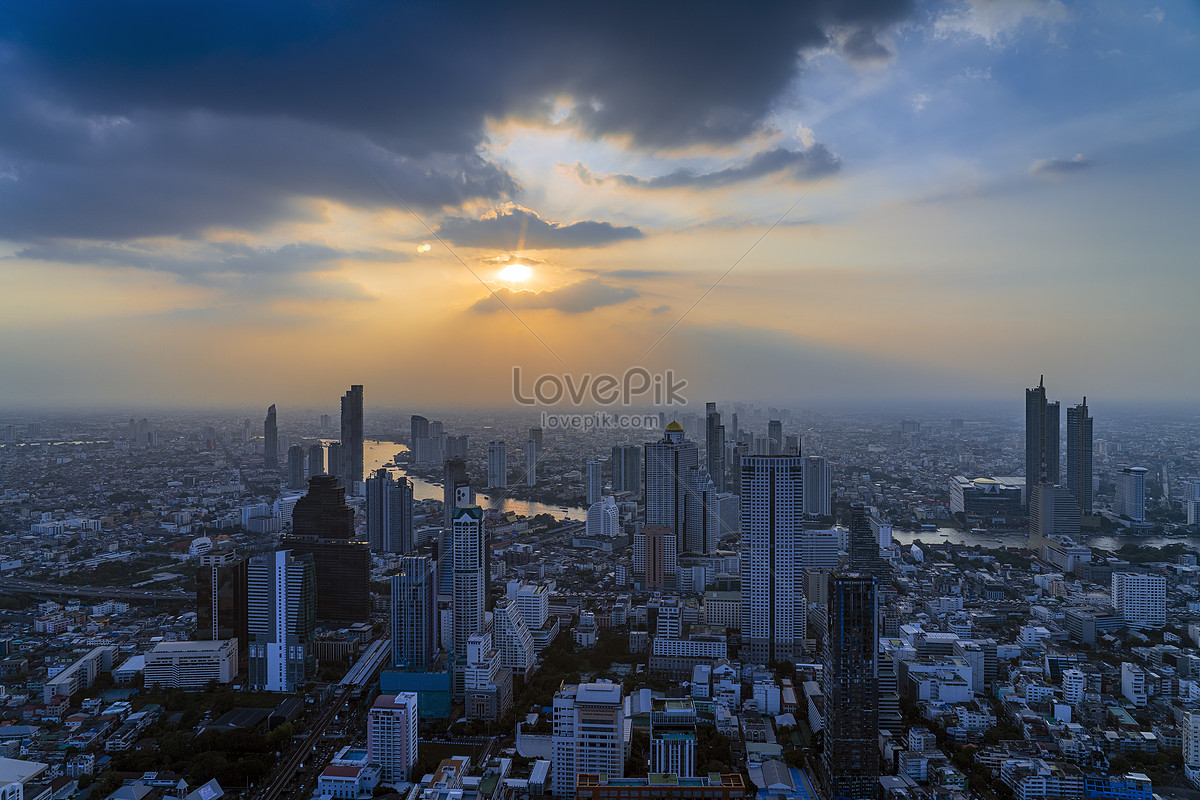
[488,441,507,489]
[705,402,726,493]
[553,682,625,798]
[367,468,414,554]
[848,502,890,584]
[443,457,471,527]
[1025,376,1061,501]
[634,524,676,590]
[820,571,879,800]
[644,422,701,555]
[1116,466,1148,522]
[767,420,782,453]
[1067,399,1094,515]
[339,384,364,489]
[307,443,325,477]
[586,460,602,505]
[391,555,437,672]
[284,475,370,622]
[526,440,537,485]
[493,597,535,681]
[1029,484,1081,550]
[287,444,306,490]
[452,506,485,699]
[802,456,831,518]
[247,550,316,692]
[195,554,248,665]
[586,496,619,539]
[740,455,805,664]
[529,425,543,454]
[611,445,642,494]
[368,694,419,783]
[263,404,278,469]
[327,441,343,484]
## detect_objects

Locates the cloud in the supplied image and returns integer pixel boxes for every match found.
[437,205,643,250]
[912,92,932,112]
[9,239,385,299]
[933,0,1069,47]
[1029,153,1092,177]
[574,145,840,191]
[470,278,638,314]
[840,26,894,64]
[0,1,917,242]
[584,269,672,280]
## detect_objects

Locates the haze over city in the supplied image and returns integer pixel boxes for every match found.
[2,1,1199,408]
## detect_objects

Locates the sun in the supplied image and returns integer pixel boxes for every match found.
[499,263,533,283]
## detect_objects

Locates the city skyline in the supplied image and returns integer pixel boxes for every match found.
[1,2,1199,408]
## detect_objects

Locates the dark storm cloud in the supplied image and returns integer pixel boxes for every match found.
[1029,154,1093,177]
[576,145,840,190]
[0,0,913,241]
[437,207,643,250]
[471,279,639,314]
[841,26,894,64]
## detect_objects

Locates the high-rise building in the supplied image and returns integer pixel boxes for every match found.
[367,469,414,554]
[634,524,677,590]
[1116,466,1148,522]
[1029,484,1081,549]
[586,497,619,540]
[586,460,603,505]
[263,404,278,469]
[611,445,642,494]
[644,422,701,555]
[1186,480,1200,526]
[410,415,432,464]
[706,403,726,493]
[526,440,537,486]
[820,571,879,800]
[493,597,536,681]
[368,693,419,783]
[1184,710,1200,772]
[848,503,890,584]
[488,442,508,489]
[326,442,343,484]
[553,682,625,798]
[452,506,485,698]
[767,420,782,453]
[195,554,248,665]
[1066,399,1093,515]
[287,444,306,490]
[443,458,472,527]
[651,697,697,778]
[1025,376,1061,502]
[391,556,437,672]
[307,443,325,477]
[284,476,370,623]
[740,455,805,664]
[247,550,316,692]
[802,456,831,518]
[530,426,543,454]
[1112,572,1166,630]
[339,385,364,490]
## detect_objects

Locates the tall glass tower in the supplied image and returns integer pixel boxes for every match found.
[1067,398,1093,515]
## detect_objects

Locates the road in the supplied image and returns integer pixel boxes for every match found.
[0,577,190,602]
[258,686,351,800]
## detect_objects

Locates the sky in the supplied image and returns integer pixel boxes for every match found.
[1,0,1198,411]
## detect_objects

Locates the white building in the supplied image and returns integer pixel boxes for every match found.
[740,455,805,664]
[1115,467,1148,522]
[1121,662,1148,707]
[509,580,549,631]
[552,682,625,798]
[586,496,619,540]
[1112,572,1167,630]
[493,598,536,680]
[247,549,314,693]
[42,646,116,704]
[1062,668,1086,705]
[487,442,508,489]
[367,693,419,783]
[1184,709,1200,771]
[143,639,237,689]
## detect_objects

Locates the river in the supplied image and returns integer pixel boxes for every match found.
[362,440,587,522]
